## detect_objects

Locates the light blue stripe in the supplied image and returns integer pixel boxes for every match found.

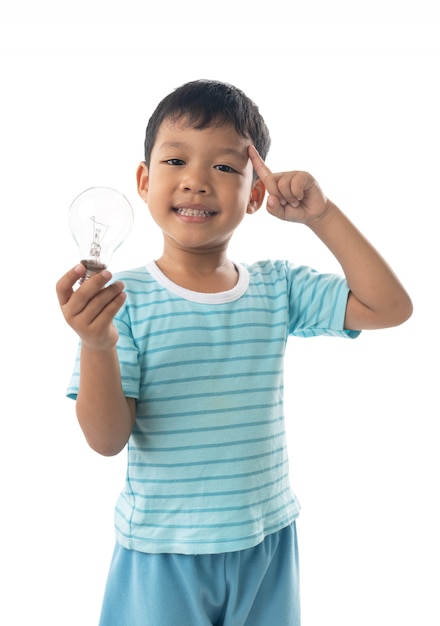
[133,320,286,339]
[134,402,282,422]
[128,504,290,531]
[125,487,292,515]
[130,472,289,499]
[139,353,284,373]
[128,304,288,325]
[129,459,288,484]
[133,430,285,453]
[141,387,281,405]
[143,369,283,388]
[128,445,286,469]
[143,337,285,356]
[132,418,282,439]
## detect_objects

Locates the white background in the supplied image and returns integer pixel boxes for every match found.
[1,2,438,624]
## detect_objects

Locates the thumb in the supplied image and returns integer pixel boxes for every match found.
[56,264,86,306]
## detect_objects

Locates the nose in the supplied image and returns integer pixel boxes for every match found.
[179,165,210,194]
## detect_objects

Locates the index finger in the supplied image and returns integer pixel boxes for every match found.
[55,264,86,306]
[248,146,279,196]
[248,145,272,177]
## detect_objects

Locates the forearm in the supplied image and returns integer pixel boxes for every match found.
[76,344,135,456]
[248,150,412,329]
[307,201,413,330]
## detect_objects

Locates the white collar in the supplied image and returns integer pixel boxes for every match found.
[145,260,249,304]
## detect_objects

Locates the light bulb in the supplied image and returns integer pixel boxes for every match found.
[69,186,134,282]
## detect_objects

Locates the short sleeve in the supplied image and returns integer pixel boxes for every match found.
[286,263,360,339]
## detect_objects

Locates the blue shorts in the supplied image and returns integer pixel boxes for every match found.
[99,522,300,626]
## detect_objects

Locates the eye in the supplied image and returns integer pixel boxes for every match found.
[214,164,237,173]
[165,158,185,166]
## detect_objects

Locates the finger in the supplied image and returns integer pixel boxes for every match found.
[67,270,121,317]
[248,145,272,177]
[277,173,303,206]
[56,264,86,306]
[266,195,285,217]
[77,281,125,326]
[285,171,315,201]
[87,289,127,329]
[248,146,280,197]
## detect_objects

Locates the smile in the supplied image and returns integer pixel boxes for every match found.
[175,207,216,217]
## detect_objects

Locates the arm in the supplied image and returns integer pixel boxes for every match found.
[249,146,413,330]
[56,264,136,456]
[307,202,412,330]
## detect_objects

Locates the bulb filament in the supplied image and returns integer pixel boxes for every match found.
[88,216,109,263]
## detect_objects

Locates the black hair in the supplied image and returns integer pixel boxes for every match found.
[143,79,271,174]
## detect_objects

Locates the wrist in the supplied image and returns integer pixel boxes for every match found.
[305,199,340,232]
[80,340,118,357]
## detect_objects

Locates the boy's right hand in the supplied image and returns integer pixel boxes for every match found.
[56,264,126,351]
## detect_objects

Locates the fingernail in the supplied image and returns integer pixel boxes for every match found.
[102,270,111,280]
[74,263,85,274]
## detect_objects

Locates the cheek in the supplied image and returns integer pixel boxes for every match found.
[144,179,165,206]
[226,177,252,200]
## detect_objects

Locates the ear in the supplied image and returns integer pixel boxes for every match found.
[136,161,149,201]
[246,178,265,215]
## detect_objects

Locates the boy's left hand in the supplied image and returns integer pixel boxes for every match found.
[249,145,329,225]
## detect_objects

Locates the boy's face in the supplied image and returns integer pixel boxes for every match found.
[137,118,265,256]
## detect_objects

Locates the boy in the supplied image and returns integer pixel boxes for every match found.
[56,79,412,625]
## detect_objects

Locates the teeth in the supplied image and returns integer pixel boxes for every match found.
[176,208,214,217]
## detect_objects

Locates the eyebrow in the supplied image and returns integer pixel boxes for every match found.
[158,142,247,160]
[158,141,187,150]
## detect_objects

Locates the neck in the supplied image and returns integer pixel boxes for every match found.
[155,247,238,293]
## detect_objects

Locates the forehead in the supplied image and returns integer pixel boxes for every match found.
[153,118,251,155]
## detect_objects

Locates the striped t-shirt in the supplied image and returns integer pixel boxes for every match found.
[67,259,359,554]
